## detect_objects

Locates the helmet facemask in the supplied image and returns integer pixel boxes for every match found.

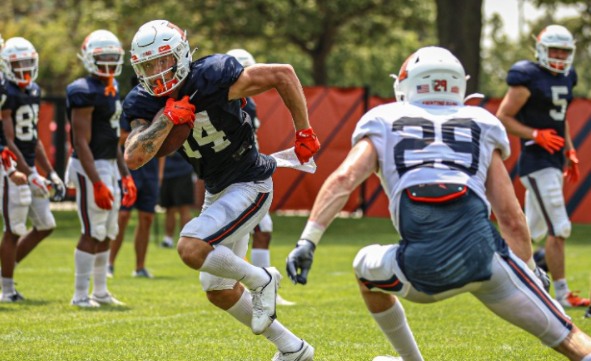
[535,25,576,75]
[7,56,38,87]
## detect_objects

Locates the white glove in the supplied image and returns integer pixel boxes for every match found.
[48,171,66,202]
[28,173,50,199]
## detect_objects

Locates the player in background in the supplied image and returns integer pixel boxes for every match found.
[496,25,588,308]
[123,20,319,360]
[227,48,295,306]
[287,47,591,361]
[0,33,27,189]
[65,30,136,307]
[0,37,65,302]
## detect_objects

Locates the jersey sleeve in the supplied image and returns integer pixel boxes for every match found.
[506,61,532,87]
[121,85,167,126]
[67,81,97,108]
[202,54,243,89]
[351,107,388,151]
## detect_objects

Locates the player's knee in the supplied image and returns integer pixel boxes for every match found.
[138,212,155,226]
[12,222,28,236]
[177,236,209,270]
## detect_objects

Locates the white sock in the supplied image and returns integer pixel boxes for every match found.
[1,277,15,296]
[200,245,269,290]
[251,249,271,268]
[164,236,174,244]
[371,301,424,361]
[554,279,569,299]
[227,289,302,353]
[74,249,95,301]
[93,250,110,296]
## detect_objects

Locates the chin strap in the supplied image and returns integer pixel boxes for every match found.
[104,75,116,97]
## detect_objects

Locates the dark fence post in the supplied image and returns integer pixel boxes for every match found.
[359,85,371,216]
[43,96,67,179]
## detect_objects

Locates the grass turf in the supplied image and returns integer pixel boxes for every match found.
[1,211,590,360]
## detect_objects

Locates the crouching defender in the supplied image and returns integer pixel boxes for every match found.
[287,47,591,361]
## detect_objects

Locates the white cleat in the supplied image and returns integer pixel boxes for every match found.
[272,339,314,361]
[71,297,100,308]
[372,357,403,361]
[90,292,124,305]
[251,267,281,335]
[276,294,296,306]
[1,290,25,303]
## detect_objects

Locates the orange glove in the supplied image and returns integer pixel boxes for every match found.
[164,96,196,128]
[0,147,17,171]
[563,150,579,184]
[121,175,137,208]
[532,129,564,154]
[294,128,321,164]
[93,181,114,210]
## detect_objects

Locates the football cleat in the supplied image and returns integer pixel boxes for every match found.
[132,268,154,278]
[251,267,281,335]
[107,265,114,279]
[585,307,591,318]
[558,291,590,308]
[160,239,175,248]
[372,357,403,361]
[272,340,314,361]
[0,290,25,303]
[90,292,124,305]
[276,294,296,306]
[71,297,100,308]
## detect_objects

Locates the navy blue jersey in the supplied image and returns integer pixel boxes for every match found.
[243,97,257,130]
[164,151,193,179]
[507,60,577,176]
[0,72,8,147]
[0,81,41,166]
[66,76,122,160]
[122,54,276,194]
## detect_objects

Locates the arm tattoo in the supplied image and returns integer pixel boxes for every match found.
[128,115,172,159]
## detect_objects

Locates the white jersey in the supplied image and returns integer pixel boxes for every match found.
[352,102,510,231]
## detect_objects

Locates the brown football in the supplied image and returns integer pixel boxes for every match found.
[154,108,192,157]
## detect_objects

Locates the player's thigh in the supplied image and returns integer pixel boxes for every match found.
[472,252,572,347]
[180,177,273,247]
[28,196,55,231]
[2,176,32,236]
[522,188,547,242]
[520,168,570,239]
[199,237,250,291]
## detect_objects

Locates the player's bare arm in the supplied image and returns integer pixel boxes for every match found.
[497,85,534,139]
[124,116,173,170]
[228,64,310,131]
[485,149,531,262]
[309,138,378,228]
[1,109,32,176]
[71,107,102,183]
[34,140,54,175]
[116,147,130,178]
[565,121,575,152]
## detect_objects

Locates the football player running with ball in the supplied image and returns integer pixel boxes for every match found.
[496,25,588,308]
[287,47,591,361]
[65,30,137,307]
[123,20,319,360]
[0,37,65,302]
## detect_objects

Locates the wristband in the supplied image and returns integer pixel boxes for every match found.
[300,221,326,246]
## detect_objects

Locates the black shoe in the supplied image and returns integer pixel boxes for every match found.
[1,290,25,302]
[585,307,591,318]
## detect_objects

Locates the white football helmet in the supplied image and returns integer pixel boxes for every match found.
[78,30,124,77]
[394,46,465,106]
[535,25,576,75]
[1,37,38,86]
[227,49,256,67]
[130,20,192,97]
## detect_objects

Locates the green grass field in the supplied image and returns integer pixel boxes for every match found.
[1,211,591,361]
